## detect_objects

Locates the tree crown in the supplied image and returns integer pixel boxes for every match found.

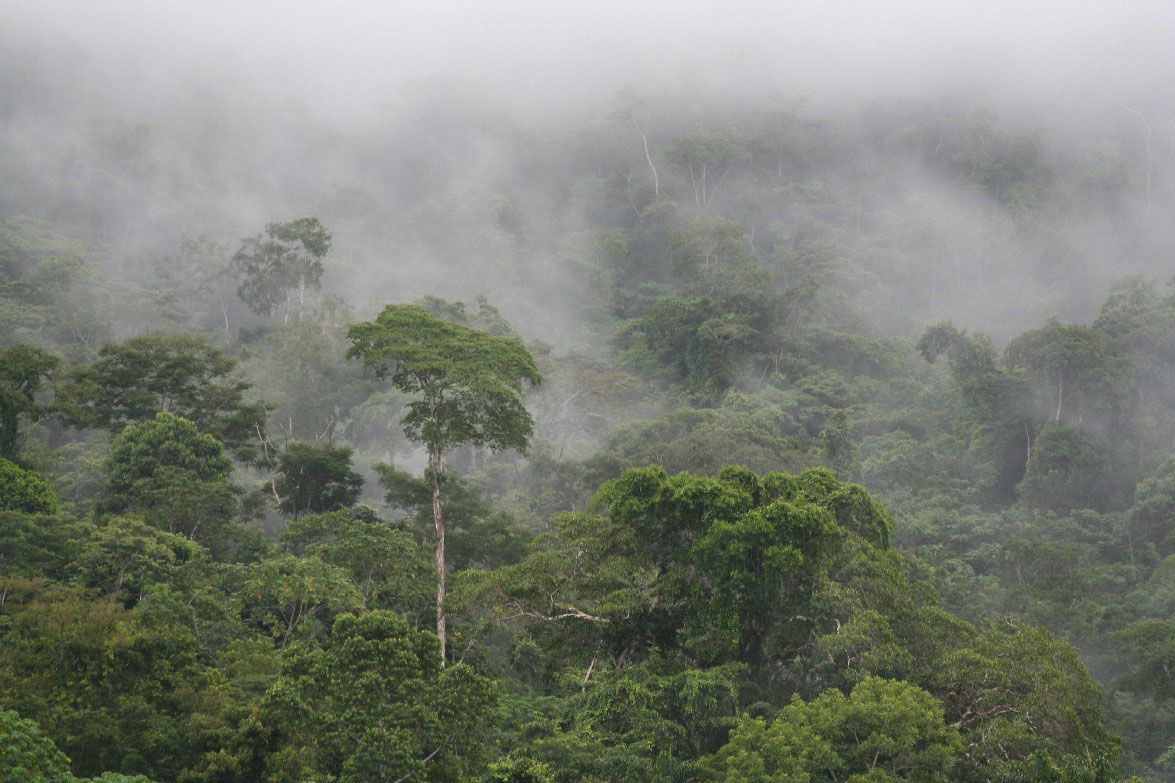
[346,304,540,456]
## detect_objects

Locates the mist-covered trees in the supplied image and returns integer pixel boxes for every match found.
[617,219,777,401]
[915,302,1166,512]
[233,218,331,320]
[1005,320,1116,425]
[2,79,1174,782]
[0,218,104,355]
[1131,457,1175,555]
[1017,423,1125,513]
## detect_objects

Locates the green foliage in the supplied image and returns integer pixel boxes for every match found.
[5,96,1175,782]
[0,709,73,783]
[233,218,331,318]
[587,397,805,481]
[102,412,237,544]
[1111,619,1175,777]
[0,511,77,577]
[500,657,744,782]
[1112,620,1175,702]
[73,516,204,601]
[459,465,1122,778]
[378,465,532,571]
[0,343,59,460]
[935,622,1121,781]
[821,409,858,480]
[617,295,763,400]
[417,293,519,337]
[247,306,373,441]
[274,442,363,518]
[59,334,269,461]
[705,676,961,782]
[0,458,59,514]
[1017,423,1125,513]
[347,301,541,657]
[263,610,498,781]
[0,586,222,779]
[0,707,160,783]
[668,218,767,299]
[240,554,362,646]
[917,321,1029,504]
[346,303,541,457]
[1131,457,1175,555]
[461,466,855,668]
[282,507,431,619]
[486,755,556,782]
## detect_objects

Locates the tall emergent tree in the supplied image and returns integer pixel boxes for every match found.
[347,303,540,660]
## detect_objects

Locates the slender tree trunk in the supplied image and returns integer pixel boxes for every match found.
[430,448,447,663]
[632,119,659,196]
[216,276,233,341]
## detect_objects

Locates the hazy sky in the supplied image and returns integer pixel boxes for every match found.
[8,1,1175,120]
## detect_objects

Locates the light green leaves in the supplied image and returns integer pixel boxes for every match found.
[707,677,961,783]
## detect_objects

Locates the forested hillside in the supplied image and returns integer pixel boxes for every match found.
[2,13,1174,781]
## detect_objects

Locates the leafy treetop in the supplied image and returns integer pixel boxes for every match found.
[346,304,541,457]
[59,334,269,461]
[0,344,58,460]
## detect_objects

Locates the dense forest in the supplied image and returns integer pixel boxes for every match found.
[2,8,1175,781]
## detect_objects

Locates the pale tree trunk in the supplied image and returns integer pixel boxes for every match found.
[632,118,659,196]
[703,164,731,214]
[217,280,231,340]
[429,448,447,663]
